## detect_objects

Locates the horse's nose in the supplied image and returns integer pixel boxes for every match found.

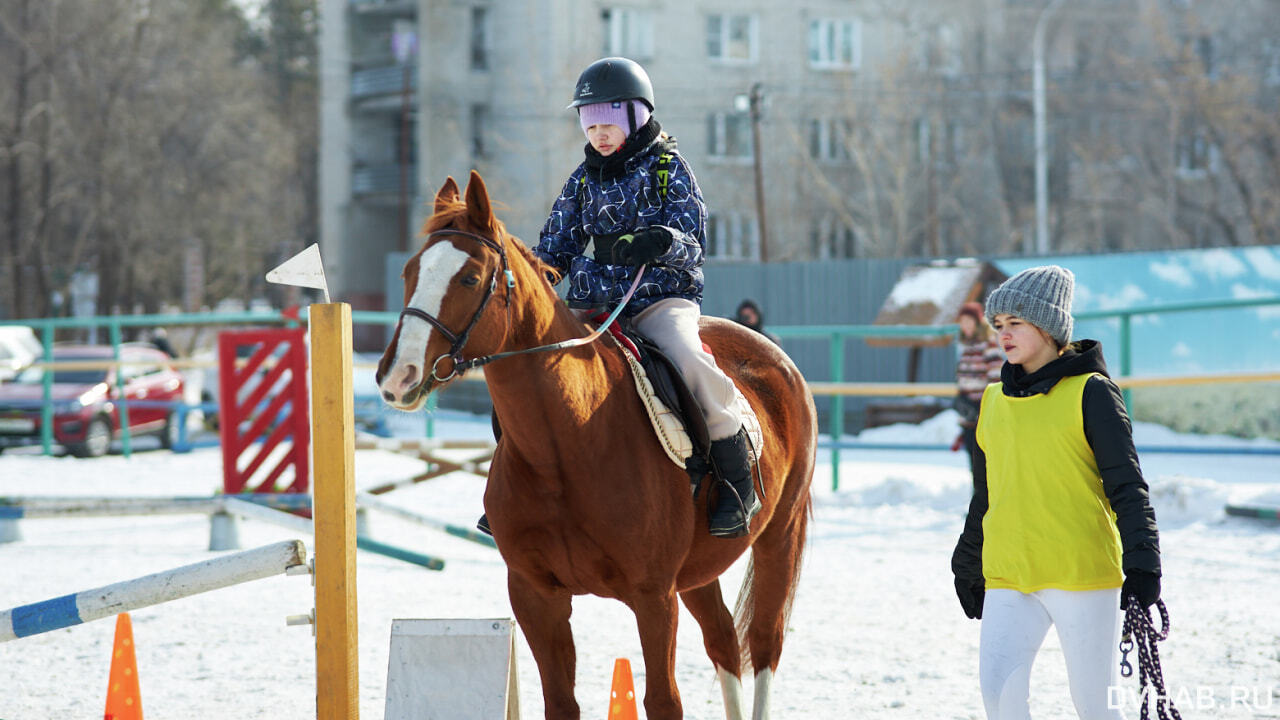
[381,390,395,402]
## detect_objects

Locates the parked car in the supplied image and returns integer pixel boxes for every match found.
[0,325,41,383]
[0,344,186,457]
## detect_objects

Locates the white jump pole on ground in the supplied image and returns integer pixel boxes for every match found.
[0,540,308,642]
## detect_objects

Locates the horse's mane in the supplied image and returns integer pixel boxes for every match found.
[419,199,557,280]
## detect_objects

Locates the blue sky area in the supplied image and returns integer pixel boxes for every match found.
[996,245,1280,376]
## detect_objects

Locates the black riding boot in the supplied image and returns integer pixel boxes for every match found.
[477,513,492,536]
[707,427,761,538]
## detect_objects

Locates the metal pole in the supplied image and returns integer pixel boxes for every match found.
[398,64,411,253]
[1033,0,1065,256]
[749,82,769,263]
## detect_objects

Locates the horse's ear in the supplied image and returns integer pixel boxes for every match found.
[464,170,495,230]
[434,177,460,213]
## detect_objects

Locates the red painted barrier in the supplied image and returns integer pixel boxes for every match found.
[218,329,310,494]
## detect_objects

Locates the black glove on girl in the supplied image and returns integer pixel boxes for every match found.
[1121,569,1161,610]
[955,577,985,619]
[610,227,672,266]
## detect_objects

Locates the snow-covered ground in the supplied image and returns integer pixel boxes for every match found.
[2,411,1279,719]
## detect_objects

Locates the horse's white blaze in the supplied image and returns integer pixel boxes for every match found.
[715,665,747,720]
[752,667,773,720]
[380,242,470,401]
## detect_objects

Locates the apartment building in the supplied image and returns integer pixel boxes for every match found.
[319,0,1279,316]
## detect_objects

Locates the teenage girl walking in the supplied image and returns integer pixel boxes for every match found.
[951,265,1163,719]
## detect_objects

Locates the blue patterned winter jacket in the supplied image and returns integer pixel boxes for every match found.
[534,130,706,317]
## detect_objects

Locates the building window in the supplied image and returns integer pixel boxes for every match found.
[808,118,851,162]
[914,117,931,164]
[944,120,963,167]
[916,24,962,76]
[1263,39,1280,86]
[470,104,489,159]
[707,13,756,63]
[602,8,654,60]
[1196,34,1214,77]
[1176,128,1216,176]
[808,18,861,70]
[470,6,489,71]
[937,24,962,77]
[707,212,759,261]
[707,111,753,159]
[809,216,857,259]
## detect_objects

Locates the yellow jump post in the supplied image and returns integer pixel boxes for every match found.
[310,302,359,720]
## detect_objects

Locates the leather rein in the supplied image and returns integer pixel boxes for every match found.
[395,228,644,383]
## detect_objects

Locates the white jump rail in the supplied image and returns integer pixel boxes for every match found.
[0,539,307,642]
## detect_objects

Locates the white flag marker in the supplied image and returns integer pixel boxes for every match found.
[266,243,330,303]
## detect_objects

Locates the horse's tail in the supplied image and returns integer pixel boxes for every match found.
[731,492,813,673]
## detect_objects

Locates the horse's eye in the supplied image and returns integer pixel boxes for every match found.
[460,274,481,288]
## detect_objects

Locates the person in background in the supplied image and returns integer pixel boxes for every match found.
[950,265,1162,720]
[149,328,178,358]
[733,298,780,346]
[952,301,1002,478]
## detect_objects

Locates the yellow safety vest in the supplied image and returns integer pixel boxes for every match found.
[977,373,1123,592]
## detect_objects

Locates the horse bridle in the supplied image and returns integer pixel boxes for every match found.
[395,227,647,385]
[397,228,515,382]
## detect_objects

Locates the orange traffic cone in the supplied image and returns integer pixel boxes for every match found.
[607,658,638,720]
[104,613,143,720]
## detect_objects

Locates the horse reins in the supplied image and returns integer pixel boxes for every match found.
[396,228,645,383]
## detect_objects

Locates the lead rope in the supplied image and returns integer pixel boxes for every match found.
[1119,599,1181,720]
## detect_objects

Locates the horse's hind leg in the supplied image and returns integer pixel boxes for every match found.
[507,572,579,719]
[680,581,748,720]
[744,508,810,720]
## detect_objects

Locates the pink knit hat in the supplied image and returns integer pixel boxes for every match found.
[578,100,651,138]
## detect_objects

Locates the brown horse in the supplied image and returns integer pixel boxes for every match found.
[377,172,816,720]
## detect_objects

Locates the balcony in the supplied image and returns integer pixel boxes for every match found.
[351,64,416,100]
[349,0,416,16]
[352,163,416,197]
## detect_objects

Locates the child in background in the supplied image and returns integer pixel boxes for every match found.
[952,301,1003,479]
[950,265,1163,719]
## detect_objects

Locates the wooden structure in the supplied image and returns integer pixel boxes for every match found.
[863,260,1007,427]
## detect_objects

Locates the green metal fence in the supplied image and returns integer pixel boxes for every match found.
[6,296,1278,487]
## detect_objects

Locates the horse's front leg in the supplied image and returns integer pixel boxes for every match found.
[508,571,579,719]
[630,588,683,720]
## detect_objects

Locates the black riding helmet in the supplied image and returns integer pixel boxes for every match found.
[567,57,655,111]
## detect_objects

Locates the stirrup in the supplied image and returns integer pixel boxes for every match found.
[708,480,760,538]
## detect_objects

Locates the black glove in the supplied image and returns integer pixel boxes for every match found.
[1121,569,1161,610]
[610,227,672,266]
[955,577,985,619]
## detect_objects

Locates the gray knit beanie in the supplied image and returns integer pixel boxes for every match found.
[984,265,1075,346]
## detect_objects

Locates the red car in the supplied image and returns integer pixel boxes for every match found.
[0,344,186,457]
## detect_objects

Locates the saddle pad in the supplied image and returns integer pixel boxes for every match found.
[605,331,764,470]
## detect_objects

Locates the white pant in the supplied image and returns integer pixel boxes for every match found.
[633,298,743,441]
[980,588,1125,720]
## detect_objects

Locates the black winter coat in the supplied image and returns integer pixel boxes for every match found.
[951,340,1162,588]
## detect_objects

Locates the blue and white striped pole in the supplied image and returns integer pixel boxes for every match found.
[0,539,307,642]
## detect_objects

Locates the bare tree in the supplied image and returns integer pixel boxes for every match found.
[0,0,311,320]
